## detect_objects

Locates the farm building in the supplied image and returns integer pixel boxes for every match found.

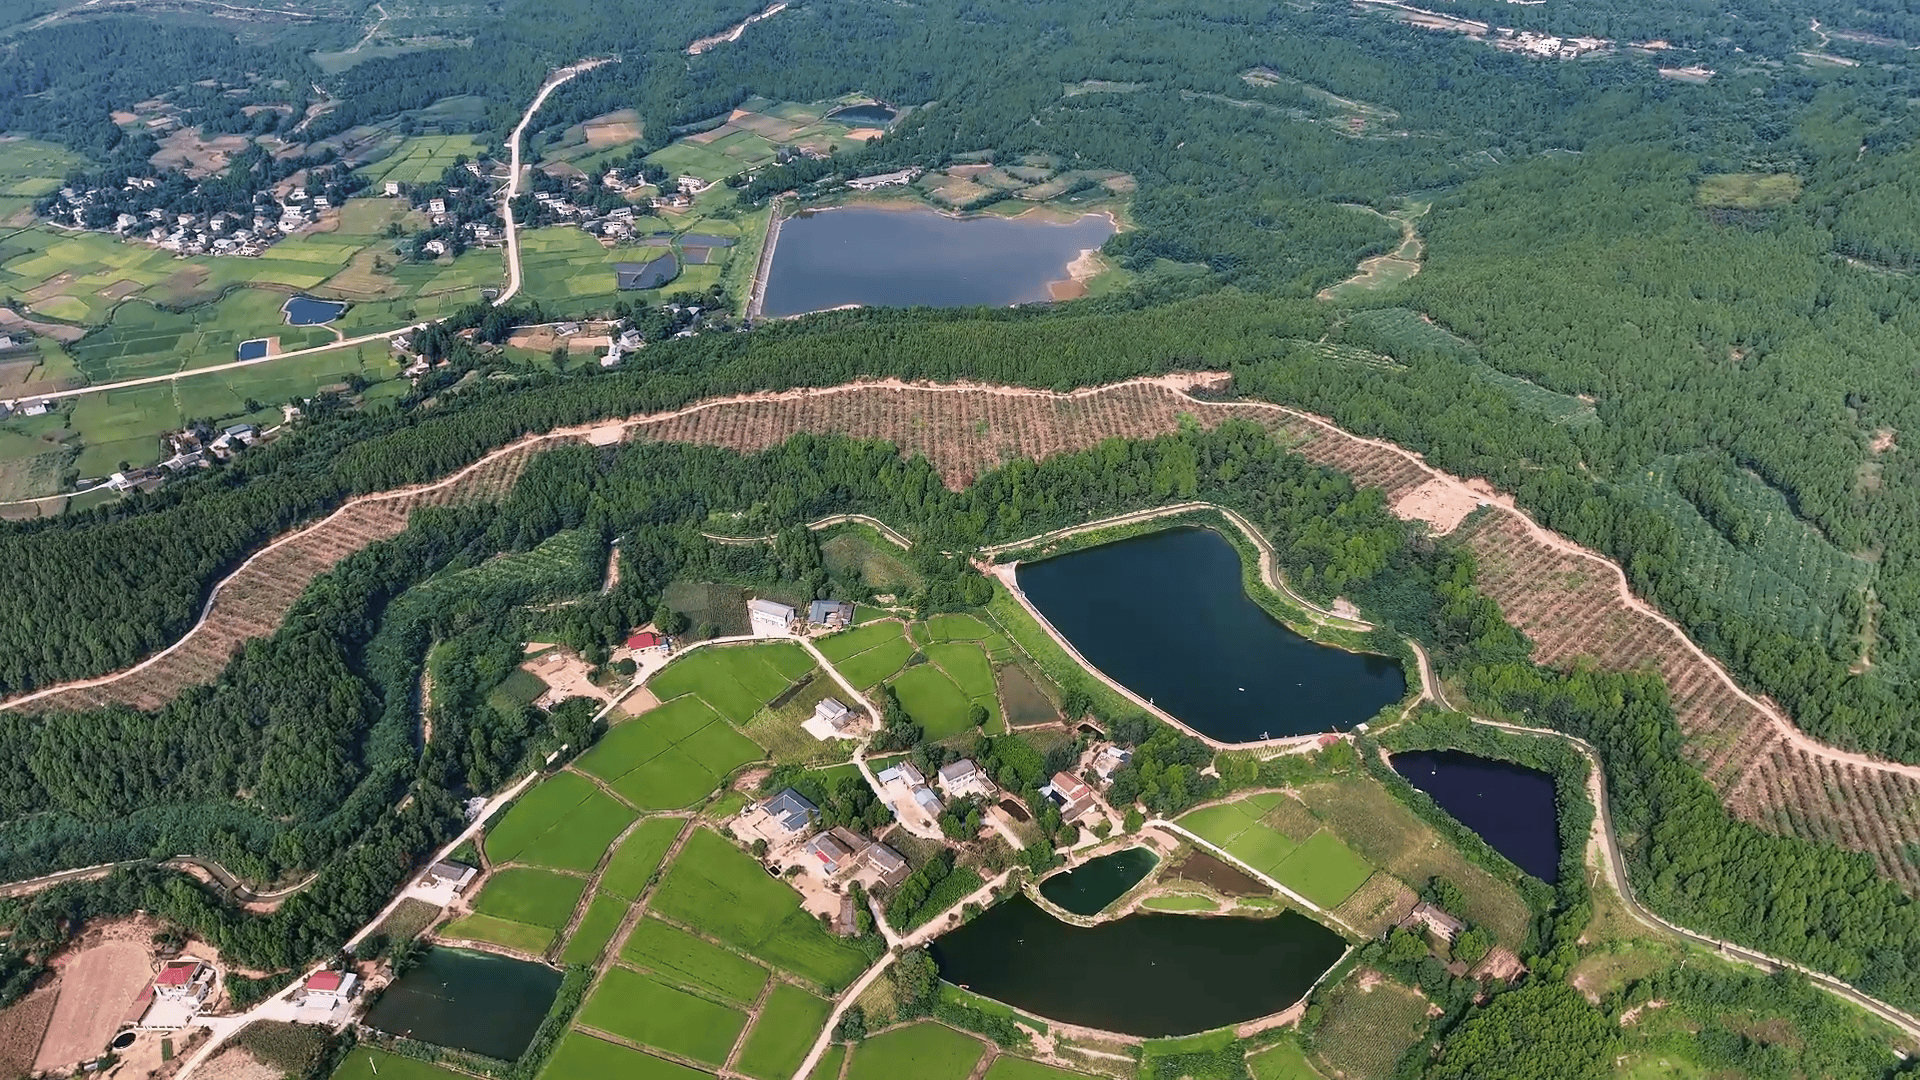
[912,786,943,815]
[876,761,925,789]
[626,630,669,651]
[861,842,910,887]
[1091,745,1132,782]
[936,759,993,798]
[1043,771,1098,822]
[1402,901,1466,943]
[808,599,854,628]
[614,253,680,290]
[763,788,819,834]
[153,961,211,1004]
[302,970,359,1006]
[804,832,857,874]
[426,860,478,892]
[748,599,797,637]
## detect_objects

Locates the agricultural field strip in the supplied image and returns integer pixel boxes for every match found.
[8,376,1907,840]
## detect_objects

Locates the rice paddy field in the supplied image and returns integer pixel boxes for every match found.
[575,695,764,810]
[735,983,833,1080]
[538,1031,713,1080]
[577,967,749,1067]
[353,134,490,186]
[649,828,869,990]
[441,866,588,954]
[843,1022,987,1080]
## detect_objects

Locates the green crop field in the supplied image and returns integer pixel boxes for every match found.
[1311,974,1429,1080]
[735,983,832,1080]
[844,1022,985,1080]
[515,791,638,873]
[1140,893,1218,912]
[889,664,976,739]
[472,867,588,928]
[355,134,490,185]
[620,916,770,1005]
[332,1047,474,1080]
[1249,1041,1326,1080]
[1224,825,1300,878]
[538,1031,712,1080]
[577,967,748,1066]
[835,636,915,688]
[650,643,812,723]
[983,1057,1100,1080]
[925,613,995,641]
[1274,830,1374,908]
[485,773,595,862]
[650,829,869,989]
[600,817,685,899]
[925,641,996,698]
[560,893,628,966]
[817,621,903,662]
[805,1046,845,1080]
[438,912,555,954]
[576,694,765,810]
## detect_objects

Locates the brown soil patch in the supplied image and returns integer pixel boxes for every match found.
[35,925,157,1072]
[1391,477,1480,534]
[585,121,642,147]
[149,129,252,178]
[111,111,139,125]
[102,279,144,300]
[686,124,737,145]
[0,987,57,1077]
[1166,850,1266,897]
[1470,946,1526,983]
[0,308,87,343]
[197,1044,281,1080]
[846,128,885,142]
[1872,428,1896,454]
[1048,280,1088,300]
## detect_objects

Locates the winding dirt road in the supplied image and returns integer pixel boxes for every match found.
[496,58,615,307]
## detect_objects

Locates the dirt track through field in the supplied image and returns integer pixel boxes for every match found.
[4,375,1915,884]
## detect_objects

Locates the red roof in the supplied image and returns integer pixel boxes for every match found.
[305,971,344,992]
[155,962,200,987]
[626,631,665,649]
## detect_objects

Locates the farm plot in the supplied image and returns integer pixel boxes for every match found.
[983,1058,1101,1080]
[32,935,153,1074]
[539,1031,712,1080]
[735,983,832,1080]
[1310,974,1429,1080]
[649,642,814,724]
[503,792,634,873]
[925,639,1003,729]
[1180,793,1390,915]
[576,967,748,1067]
[1248,1041,1326,1080]
[599,817,687,900]
[354,134,490,185]
[484,773,596,863]
[889,663,978,739]
[559,893,628,966]
[649,828,869,989]
[333,1047,475,1080]
[619,916,769,1005]
[444,868,587,953]
[576,695,764,809]
[843,1022,986,1080]
[818,620,905,662]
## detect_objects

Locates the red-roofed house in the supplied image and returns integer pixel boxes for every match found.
[1043,771,1098,822]
[303,969,359,1006]
[626,630,668,651]
[153,960,209,1002]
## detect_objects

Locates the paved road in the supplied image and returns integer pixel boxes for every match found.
[495,58,613,307]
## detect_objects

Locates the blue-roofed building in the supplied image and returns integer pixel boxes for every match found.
[764,788,819,834]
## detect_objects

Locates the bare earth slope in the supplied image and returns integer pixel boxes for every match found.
[5,375,1915,887]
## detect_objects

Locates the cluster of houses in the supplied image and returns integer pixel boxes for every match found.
[0,397,57,420]
[747,597,854,638]
[752,787,912,917]
[846,168,920,192]
[45,181,336,256]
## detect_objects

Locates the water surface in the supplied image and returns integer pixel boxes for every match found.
[283,296,346,325]
[362,947,563,1059]
[236,339,268,361]
[827,104,897,124]
[1017,528,1406,742]
[1039,848,1159,915]
[1391,749,1560,883]
[761,205,1113,317]
[930,896,1344,1036]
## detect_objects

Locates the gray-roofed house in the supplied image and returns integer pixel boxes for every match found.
[804,832,856,874]
[912,786,943,815]
[936,758,992,798]
[861,842,910,887]
[808,600,854,628]
[426,860,478,893]
[764,788,819,834]
[813,697,852,729]
[876,761,925,788]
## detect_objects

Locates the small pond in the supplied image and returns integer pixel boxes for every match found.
[236,339,268,361]
[282,296,346,325]
[760,205,1114,317]
[930,896,1346,1036]
[361,947,563,1060]
[1016,528,1407,742]
[1039,847,1159,915]
[827,103,897,125]
[1392,749,1561,883]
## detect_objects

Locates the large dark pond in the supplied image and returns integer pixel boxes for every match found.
[361,947,563,1060]
[760,205,1114,317]
[827,103,897,125]
[930,897,1345,1036]
[1392,749,1561,883]
[1016,528,1406,742]
[283,296,346,325]
[1039,847,1158,915]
